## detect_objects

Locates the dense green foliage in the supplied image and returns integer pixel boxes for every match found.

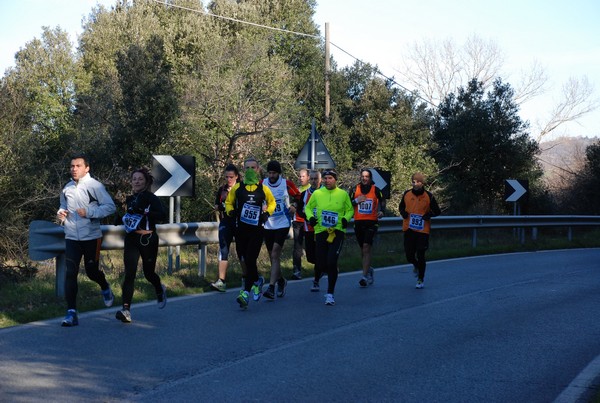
[432,79,542,213]
[0,0,596,264]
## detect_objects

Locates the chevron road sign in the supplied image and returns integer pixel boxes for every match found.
[505,179,528,202]
[151,155,195,197]
[369,168,391,199]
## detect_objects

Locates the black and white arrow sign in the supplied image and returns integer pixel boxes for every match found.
[152,155,195,197]
[505,179,528,202]
[369,168,391,199]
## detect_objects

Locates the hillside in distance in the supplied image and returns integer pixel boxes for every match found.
[538,136,597,187]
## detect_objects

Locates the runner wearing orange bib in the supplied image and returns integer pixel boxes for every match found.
[350,169,385,288]
[399,172,441,289]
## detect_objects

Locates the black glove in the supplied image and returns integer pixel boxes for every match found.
[227,209,236,218]
[308,217,317,227]
[341,218,348,228]
[400,211,408,219]
[259,211,270,224]
[423,213,432,221]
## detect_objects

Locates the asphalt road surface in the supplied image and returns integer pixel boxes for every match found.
[1,248,599,402]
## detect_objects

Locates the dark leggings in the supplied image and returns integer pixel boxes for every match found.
[292,221,305,269]
[235,223,264,292]
[304,231,318,280]
[404,230,429,281]
[65,238,110,310]
[218,219,235,261]
[315,230,345,294]
[122,232,163,306]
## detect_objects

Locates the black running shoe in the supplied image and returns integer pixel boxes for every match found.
[276,278,287,298]
[263,285,275,300]
[116,309,132,323]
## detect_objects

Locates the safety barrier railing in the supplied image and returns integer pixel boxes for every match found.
[29,215,600,296]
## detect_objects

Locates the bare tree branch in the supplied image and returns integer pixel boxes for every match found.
[537,76,599,141]
[397,34,504,105]
[512,60,548,104]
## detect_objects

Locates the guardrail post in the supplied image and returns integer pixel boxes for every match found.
[55,253,66,298]
[472,228,477,248]
[568,227,573,241]
[532,227,538,241]
[198,243,207,278]
[520,228,525,245]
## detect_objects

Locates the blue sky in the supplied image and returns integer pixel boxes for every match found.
[1,0,598,140]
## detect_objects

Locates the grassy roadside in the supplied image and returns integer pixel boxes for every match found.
[1,226,599,329]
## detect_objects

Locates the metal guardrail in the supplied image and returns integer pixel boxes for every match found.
[377,215,600,232]
[29,215,600,296]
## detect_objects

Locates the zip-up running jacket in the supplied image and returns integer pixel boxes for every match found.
[59,173,116,241]
[305,186,354,234]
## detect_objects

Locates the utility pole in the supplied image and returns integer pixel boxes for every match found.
[325,22,330,123]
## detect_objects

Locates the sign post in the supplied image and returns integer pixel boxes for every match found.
[152,155,196,272]
[505,179,529,244]
[294,119,336,170]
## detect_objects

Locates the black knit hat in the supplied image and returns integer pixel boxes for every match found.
[322,169,337,180]
[266,160,282,174]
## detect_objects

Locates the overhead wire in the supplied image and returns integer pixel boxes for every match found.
[150,0,436,108]
[150,0,320,39]
[327,42,436,107]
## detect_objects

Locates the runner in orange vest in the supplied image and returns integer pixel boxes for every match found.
[350,169,386,287]
[291,168,310,280]
[399,172,441,289]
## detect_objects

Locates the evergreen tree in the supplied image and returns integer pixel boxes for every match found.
[432,78,541,213]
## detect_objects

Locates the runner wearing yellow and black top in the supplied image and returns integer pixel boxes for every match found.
[350,168,386,288]
[399,172,441,289]
[305,169,354,306]
[225,158,276,309]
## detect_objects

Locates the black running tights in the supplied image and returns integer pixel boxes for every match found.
[65,238,110,310]
[315,230,345,294]
[122,232,163,307]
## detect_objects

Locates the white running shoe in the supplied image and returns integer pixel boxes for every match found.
[210,279,226,292]
[116,309,132,323]
[325,293,335,305]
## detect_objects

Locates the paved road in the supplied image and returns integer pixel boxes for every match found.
[1,249,599,402]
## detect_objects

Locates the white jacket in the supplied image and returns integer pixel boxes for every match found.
[58,173,116,241]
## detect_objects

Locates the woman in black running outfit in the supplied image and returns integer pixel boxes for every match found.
[116,168,168,323]
[210,163,242,292]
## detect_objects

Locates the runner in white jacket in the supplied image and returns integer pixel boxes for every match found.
[57,154,116,327]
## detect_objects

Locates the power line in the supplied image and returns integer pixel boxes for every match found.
[328,42,436,108]
[150,0,319,39]
[151,0,436,108]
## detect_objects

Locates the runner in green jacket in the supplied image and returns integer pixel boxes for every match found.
[305,169,353,305]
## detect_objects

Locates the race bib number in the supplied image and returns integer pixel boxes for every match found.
[123,213,143,233]
[240,203,261,226]
[321,210,339,228]
[409,213,424,231]
[358,198,374,214]
[273,199,286,217]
